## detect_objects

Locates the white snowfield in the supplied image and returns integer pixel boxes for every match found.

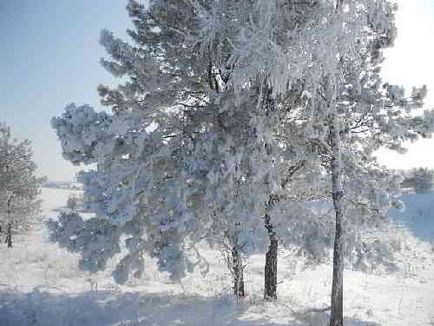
[0,188,433,326]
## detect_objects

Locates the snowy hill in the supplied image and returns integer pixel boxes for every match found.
[389,192,434,241]
[0,188,433,325]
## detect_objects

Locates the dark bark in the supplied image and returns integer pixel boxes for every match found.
[6,223,12,248]
[232,247,245,297]
[262,161,304,301]
[264,213,278,300]
[335,0,344,12]
[6,197,12,248]
[329,114,345,326]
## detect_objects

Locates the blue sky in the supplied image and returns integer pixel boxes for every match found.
[0,0,434,181]
[0,0,131,180]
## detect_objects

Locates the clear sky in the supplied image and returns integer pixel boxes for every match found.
[0,0,131,181]
[0,0,433,181]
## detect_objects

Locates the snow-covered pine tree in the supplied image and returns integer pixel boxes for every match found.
[50,1,434,318]
[323,7,434,323]
[192,0,434,322]
[51,1,279,293]
[0,123,42,248]
[271,3,434,323]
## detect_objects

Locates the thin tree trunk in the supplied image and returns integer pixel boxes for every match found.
[264,213,278,300]
[232,246,245,297]
[263,86,278,300]
[6,196,12,248]
[329,113,345,326]
[6,223,12,248]
[330,2,345,324]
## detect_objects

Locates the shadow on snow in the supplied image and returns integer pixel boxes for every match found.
[0,289,379,326]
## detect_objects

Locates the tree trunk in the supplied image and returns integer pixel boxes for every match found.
[329,114,345,326]
[264,213,278,300]
[6,223,12,248]
[232,246,245,297]
[6,197,12,248]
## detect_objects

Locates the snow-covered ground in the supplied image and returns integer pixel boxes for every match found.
[0,188,433,325]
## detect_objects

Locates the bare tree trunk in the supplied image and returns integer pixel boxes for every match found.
[224,222,246,298]
[6,197,12,248]
[329,113,345,326]
[264,213,278,300]
[6,223,12,248]
[232,246,245,297]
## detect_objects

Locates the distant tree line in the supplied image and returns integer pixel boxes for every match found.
[401,168,434,193]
